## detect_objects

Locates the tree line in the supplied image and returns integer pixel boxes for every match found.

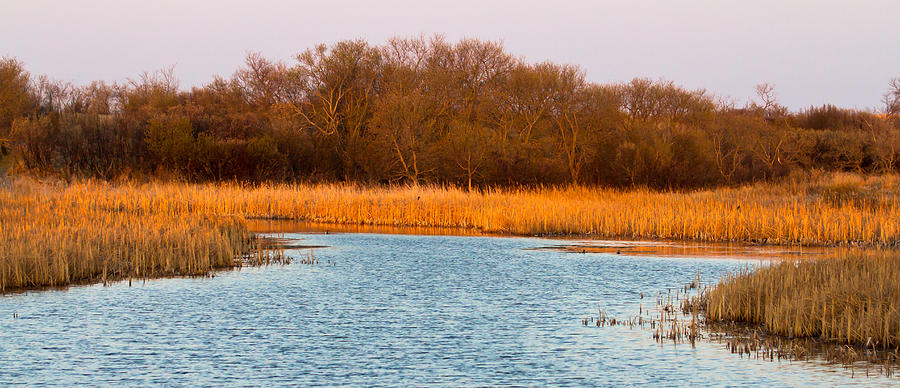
[2,36,899,188]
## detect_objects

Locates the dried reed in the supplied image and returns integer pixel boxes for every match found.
[52,172,899,247]
[3,171,898,291]
[701,252,900,350]
[0,178,274,291]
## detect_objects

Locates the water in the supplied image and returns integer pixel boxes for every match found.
[0,232,893,386]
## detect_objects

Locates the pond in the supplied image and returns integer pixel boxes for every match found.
[0,230,892,386]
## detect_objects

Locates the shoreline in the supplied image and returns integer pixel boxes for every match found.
[4,173,900,291]
[245,217,900,251]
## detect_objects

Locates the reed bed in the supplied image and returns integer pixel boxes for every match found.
[2,171,898,291]
[46,171,900,247]
[700,253,900,351]
[584,268,899,376]
[0,178,276,292]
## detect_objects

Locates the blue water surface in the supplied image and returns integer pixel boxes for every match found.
[0,232,891,386]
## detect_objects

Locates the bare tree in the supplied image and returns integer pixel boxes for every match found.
[874,131,899,173]
[883,78,900,115]
[753,83,782,119]
[120,66,180,118]
[755,83,776,109]
[500,62,557,145]
[443,38,514,190]
[546,64,587,184]
[711,128,743,184]
[234,52,289,110]
[288,40,384,179]
[373,36,446,184]
[289,41,381,141]
[749,127,787,179]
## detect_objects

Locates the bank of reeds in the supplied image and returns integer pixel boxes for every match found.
[2,171,899,291]
[0,178,275,292]
[699,253,900,351]
[39,171,898,247]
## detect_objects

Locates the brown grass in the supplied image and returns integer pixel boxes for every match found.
[57,171,899,247]
[2,171,899,291]
[0,178,276,292]
[699,253,900,350]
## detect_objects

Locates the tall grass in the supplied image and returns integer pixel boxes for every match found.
[700,253,900,350]
[60,172,899,247]
[0,178,263,291]
[2,171,898,291]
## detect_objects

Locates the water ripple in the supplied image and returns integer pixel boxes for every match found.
[0,233,892,386]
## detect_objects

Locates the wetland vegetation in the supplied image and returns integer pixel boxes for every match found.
[2,35,900,380]
[0,178,283,292]
[698,252,900,351]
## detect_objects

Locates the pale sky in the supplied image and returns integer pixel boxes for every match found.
[2,0,898,110]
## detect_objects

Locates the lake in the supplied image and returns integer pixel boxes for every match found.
[0,231,892,386]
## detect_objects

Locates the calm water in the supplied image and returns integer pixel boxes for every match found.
[0,232,892,386]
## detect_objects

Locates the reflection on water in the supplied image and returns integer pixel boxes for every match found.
[246,219,495,237]
[248,220,860,260]
[0,230,894,386]
[529,240,841,260]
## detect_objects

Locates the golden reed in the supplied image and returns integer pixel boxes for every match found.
[2,171,898,291]
[0,178,264,291]
[701,252,900,350]
[66,171,898,246]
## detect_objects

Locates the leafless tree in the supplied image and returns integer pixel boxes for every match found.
[753,83,780,118]
[546,65,587,184]
[883,78,900,115]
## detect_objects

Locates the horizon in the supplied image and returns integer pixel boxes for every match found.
[2,0,898,111]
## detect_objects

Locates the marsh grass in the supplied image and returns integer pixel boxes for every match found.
[2,171,899,291]
[667,251,900,376]
[698,252,900,351]
[0,178,281,292]
[585,262,900,377]
[70,171,900,247]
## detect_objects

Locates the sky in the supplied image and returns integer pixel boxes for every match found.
[2,0,898,111]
